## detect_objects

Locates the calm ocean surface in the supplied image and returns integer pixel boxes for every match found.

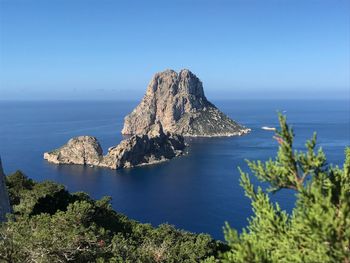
[0,99,349,239]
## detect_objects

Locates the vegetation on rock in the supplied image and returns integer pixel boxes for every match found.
[122,69,250,137]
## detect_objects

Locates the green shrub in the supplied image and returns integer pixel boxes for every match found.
[220,114,350,262]
[1,170,224,262]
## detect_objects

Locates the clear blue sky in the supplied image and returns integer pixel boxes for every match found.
[0,0,349,100]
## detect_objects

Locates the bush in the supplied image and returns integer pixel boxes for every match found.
[220,114,350,262]
[1,171,224,262]
[2,114,348,262]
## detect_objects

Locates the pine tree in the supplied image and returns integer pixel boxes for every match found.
[219,114,350,263]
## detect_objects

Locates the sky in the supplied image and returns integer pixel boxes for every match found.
[0,0,349,100]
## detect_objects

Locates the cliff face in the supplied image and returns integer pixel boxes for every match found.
[0,157,11,222]
[100,122,185,169]
[122,69,250,137]
[44,124,186,170]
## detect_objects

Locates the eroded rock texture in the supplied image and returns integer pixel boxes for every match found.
[44,124,186,170]
[122,69,250,137]
[100,123,186,169]
[43,136,103,166]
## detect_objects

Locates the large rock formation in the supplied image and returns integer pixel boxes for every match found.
[122,69,250,137]
[0,157,11,222]
[44,124,186,170]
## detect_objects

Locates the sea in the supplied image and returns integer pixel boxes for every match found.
[0,99,349,240]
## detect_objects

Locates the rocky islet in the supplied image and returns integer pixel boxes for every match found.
[44,123,186,170]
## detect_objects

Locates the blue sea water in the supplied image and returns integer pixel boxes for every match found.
[0,99,349,240]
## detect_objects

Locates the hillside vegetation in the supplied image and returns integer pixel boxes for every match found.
[1,115,349,262]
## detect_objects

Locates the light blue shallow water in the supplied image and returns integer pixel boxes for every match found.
[0,99,349,239]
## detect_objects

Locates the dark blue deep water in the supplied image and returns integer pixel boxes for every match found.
[0,100,349,239]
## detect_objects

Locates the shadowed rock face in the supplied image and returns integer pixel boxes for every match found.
[44,124,186,170]
[0,157,11,222]
[122,69,250,137]
[100,123,186,169]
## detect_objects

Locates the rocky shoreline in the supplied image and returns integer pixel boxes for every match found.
[44,123,186,170]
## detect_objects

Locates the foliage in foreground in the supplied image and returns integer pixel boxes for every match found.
[0,171,224,262]
[1,114,349,262]
[216,114,350,263]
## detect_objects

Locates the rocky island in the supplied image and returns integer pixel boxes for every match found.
[44,123,186,170]
[122,69,250,137]
[44,69,250,170]
[0,157,11,221]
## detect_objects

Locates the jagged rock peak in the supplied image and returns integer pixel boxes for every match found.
[122,69,250,137]
[147,69,206,99]
[0,157,11,222]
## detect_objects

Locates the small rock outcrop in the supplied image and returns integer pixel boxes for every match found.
[43,136,103,166]
[100,123,185,169]
[44,124,186,170]
[122,69,250,137]
[0,157,11,222]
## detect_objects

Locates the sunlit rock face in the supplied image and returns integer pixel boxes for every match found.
[43,136,103,166]
[122,69,250,137]
[0,157,11,222]
[44,124,186,170]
